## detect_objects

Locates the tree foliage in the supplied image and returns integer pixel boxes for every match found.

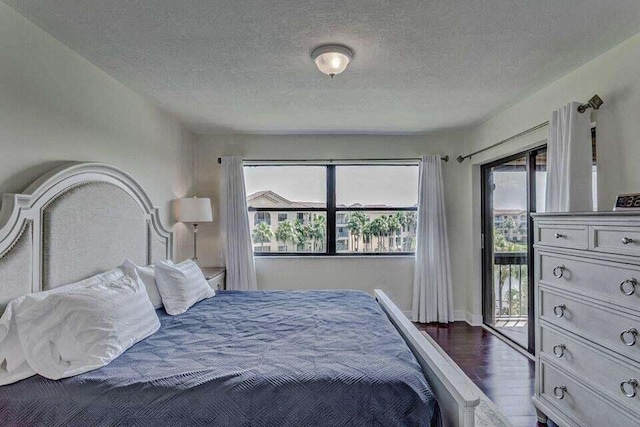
[274,220,296,251]
[252,222,273,251]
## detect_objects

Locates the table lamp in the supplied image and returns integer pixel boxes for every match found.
[178,197,213,262]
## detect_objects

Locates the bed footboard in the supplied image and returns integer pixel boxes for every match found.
[375,290,509,427]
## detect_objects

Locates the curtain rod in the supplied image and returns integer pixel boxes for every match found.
[455,121,549,163]
[456,94,604,163]
[217,155,449,164]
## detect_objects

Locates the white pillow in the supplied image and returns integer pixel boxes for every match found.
[121,259,163,309]
[14,274,159,380]
[0,267,126,386]
[0,303,35,385]
[154,259,215,315]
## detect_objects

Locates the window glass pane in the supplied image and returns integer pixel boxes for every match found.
[336,210,417,253]
[336,166,418,207]
[245,166,326,208]
[249,211,327,254]
[484,155,529,349]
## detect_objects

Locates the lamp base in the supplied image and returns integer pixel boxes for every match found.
[192,223,199,263]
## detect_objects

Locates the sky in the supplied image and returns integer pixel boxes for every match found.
[244,165,594,211]
[493,170,596,212]
[244,165,419,207]
[492,171,537,211]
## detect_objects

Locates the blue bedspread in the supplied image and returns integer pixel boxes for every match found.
[0,290,440,426]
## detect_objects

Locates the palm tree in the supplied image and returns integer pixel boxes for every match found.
[310,215,326,251]
[387,214,402,251]
[275,219,296,251]
[379,215,391,251]
[402,211,418,250]
[346,212,367,252]
[252,222,273,251]
[294,219,308,251]
[369,216,389,251]
[405,211,417,232]
[362,222,373,252]
[503,217,516,241]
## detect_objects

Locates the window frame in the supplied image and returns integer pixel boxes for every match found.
[247,164,418,257]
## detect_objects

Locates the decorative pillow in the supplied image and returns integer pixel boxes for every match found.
[154,260,215,315]
[0,267,126,386]
[122,259,163,309]
[14,274,159,380]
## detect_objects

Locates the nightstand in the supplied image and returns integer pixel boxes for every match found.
[201,267,226,290]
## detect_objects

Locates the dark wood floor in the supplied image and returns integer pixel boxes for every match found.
[415,322,558,427]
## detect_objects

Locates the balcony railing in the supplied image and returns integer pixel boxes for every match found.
[493,252,528,320]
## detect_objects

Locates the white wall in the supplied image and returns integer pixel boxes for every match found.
[0,2,194,259]
[464,31,640,318]
[194,134,471,315]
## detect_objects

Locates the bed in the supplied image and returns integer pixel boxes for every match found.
[1,290,438,426]
[0,162,497,427]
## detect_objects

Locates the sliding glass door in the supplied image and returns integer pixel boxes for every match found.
[481,147,546,353]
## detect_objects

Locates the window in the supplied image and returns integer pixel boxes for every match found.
[254,212,271,226]
[244,164,418,255]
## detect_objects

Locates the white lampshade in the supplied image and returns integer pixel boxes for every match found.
[311,45,353,77]
[178,197,213,223]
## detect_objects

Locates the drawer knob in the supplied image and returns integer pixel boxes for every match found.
[552,265,566,279]
[622,237,634,245]
[553,385,567,400]
[554,233,564,239]
[620,278,638,296]
[553,304,566,318]
[553,344,566,357]
[620,328,638,346]
[620,379,638,398]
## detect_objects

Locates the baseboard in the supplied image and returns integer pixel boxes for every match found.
[465,311,483,326]
[454,310,467,322]
[401,309,467,323]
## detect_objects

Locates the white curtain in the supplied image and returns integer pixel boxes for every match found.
[220,156,258,290]
[545,102,593,212]
[412,155,454,323]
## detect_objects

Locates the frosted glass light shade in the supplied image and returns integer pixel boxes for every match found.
[178,197,213,223]
[312,45,353,77]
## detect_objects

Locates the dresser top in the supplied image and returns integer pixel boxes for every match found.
[200,266,225,279]
[532,211,640,218]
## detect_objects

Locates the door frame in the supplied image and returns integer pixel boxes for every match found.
[481,146,546,354]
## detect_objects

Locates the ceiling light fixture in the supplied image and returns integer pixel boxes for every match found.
[311,45,353,78]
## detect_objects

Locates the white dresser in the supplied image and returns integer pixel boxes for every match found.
[532,212,640,427]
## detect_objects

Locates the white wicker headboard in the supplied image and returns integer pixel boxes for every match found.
[0,162,172,312]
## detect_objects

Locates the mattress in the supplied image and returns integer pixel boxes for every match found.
[0,290,440,426]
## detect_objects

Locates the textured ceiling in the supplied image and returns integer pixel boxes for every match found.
[4,0,640,134]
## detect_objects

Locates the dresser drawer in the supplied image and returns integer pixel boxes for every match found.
[541,325,640,413]
[540,289,640,363]
[540,254,640,307]
[593,226,640,257]
[539,362,638,427]
[536,224,588,250]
